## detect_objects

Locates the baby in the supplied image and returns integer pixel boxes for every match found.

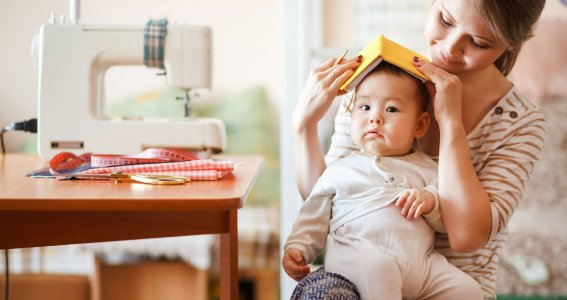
[283,62,482,299]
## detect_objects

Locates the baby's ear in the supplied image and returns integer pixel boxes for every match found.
[414,111,430,139]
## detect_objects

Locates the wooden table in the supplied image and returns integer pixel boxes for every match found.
[0,153,263,300]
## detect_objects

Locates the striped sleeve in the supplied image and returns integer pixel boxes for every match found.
[476,110,546,242]
[325,94,359,165]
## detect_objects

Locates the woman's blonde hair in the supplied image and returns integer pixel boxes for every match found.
[473,0,546,76]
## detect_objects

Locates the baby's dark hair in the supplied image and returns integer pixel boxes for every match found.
[357,61,429,112]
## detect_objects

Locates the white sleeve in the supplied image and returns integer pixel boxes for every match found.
[283,178,333,264]
[422,184,445,233]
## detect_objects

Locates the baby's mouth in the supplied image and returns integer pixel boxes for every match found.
[365,128,383,138]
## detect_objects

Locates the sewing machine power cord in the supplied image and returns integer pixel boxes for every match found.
[1,118,37,154]
[0,128,6,155]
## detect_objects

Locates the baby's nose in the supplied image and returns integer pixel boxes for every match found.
[369,117,383,125]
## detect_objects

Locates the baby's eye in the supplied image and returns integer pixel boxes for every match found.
[386,106,398,113]
[359,104,371,111]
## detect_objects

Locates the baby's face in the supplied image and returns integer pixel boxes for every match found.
[350,71,426,156]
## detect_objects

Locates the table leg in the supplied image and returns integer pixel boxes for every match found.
[220,209,238,300]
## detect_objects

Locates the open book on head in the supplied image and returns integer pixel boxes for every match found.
[340,35,430,93]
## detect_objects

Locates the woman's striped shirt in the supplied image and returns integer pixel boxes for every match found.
[325,86,546,299]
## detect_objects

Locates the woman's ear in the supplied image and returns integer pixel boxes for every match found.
[414,111,430,139]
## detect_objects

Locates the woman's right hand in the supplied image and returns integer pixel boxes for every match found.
[292,55,362,132]
[292,54,362,199]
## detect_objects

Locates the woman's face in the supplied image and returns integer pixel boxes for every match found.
[424,0,507,75]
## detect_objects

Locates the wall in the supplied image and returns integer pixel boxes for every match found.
[0,0,282,153]
[542,0,567,19]
[323,0,355,49]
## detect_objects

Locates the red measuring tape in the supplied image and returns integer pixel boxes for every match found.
[90,148,199,168]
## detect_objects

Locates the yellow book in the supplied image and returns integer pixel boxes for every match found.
[340,35,429,92]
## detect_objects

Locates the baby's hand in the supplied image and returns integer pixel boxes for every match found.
[395,188,435,219]
[282,248,311,281]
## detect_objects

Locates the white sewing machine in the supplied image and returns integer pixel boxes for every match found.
[33,5,226,160]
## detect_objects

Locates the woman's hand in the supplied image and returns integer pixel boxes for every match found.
[282,248,311,281]
[292,55,362,132]
[293,54,362,199]
[413,57,463,126]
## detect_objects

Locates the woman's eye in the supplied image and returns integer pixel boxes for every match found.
[470,39,489,49]
[439,13,452,28]
[386,106,398,113]
[360,104,371,111]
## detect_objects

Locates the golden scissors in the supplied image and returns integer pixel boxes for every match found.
[59,172,190,185]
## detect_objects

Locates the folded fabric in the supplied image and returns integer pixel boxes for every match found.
[78,159,234,181]
[28,148,234,181]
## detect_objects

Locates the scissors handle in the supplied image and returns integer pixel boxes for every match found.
[56,172,189,185]
[129,174,189,185]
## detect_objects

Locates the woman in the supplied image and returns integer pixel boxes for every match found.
[291,0,547,299]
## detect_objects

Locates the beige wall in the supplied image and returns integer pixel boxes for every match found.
[542,0,567,19]
[323,0,355,48]
[0,0,281,153]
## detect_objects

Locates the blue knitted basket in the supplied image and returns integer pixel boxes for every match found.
[291,266,360,300]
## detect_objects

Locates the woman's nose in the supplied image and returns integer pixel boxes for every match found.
[445,32,464,56]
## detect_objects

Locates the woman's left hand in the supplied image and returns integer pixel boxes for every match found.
[413,57,463,126]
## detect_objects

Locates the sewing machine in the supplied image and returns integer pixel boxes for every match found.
[34,11,226,160]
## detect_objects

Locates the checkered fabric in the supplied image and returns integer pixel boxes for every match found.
[79,159,234,181]
[291,266,360,300]
[144,19,168,69]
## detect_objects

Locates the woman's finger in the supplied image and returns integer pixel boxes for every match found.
[325,56,362,84]
[413,57,452,84]
[329,69,355,91]
[315,53,358,75]
[313,57,337,72]
[424,81,437,99]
